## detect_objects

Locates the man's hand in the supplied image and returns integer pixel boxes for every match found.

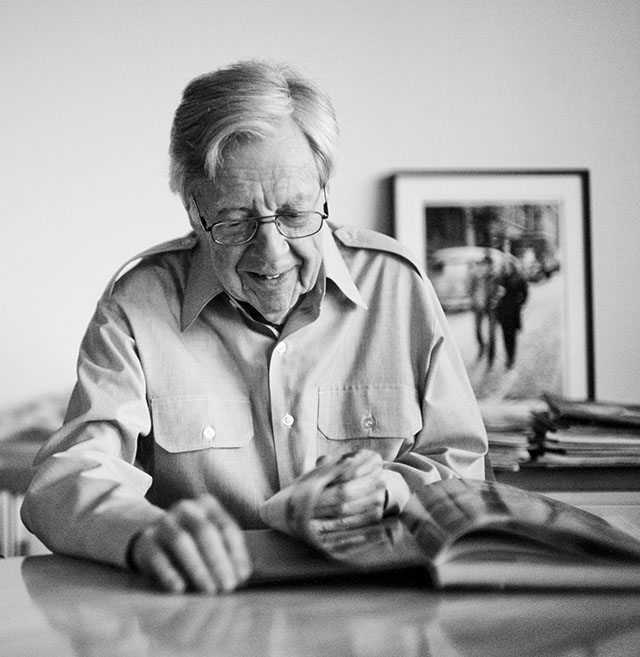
[129,494,252,594]
[309,450,387,534]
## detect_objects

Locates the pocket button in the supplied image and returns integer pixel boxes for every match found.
[361,414,376,431]
[282,414,294,428]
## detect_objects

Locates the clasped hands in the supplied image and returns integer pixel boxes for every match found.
[129,449,386,594]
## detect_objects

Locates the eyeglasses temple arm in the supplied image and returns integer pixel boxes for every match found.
[322,186,329,218]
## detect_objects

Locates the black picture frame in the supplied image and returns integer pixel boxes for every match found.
[391,169,594,402]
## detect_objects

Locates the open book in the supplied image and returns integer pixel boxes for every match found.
[248,476,640,590]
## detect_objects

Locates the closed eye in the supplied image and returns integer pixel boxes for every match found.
[277,211,314,227]
[218,211,252,223]
[221,219,249,229]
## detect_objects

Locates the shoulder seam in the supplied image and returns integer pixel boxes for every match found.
[332,225,425,279]
[104,233,197,297]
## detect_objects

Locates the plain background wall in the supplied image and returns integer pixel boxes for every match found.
[1,0,639,410]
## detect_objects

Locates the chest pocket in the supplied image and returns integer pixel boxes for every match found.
[151,396,254,452]
[317,384,422,459]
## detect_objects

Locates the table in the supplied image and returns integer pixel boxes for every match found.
[1,553,640,657]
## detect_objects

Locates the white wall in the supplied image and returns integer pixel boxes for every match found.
[1,0,639,409]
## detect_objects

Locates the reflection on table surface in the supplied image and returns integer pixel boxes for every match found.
[1,554,640,657]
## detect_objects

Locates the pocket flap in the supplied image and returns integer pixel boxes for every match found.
[318,385,422,440]
[151,396,254,452]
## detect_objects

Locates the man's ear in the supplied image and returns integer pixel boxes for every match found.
[186,196,205,234]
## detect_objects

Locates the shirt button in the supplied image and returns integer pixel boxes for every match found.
[276,342,287,354]
[203,425,216,440]
[282,414,294,428]
[361,414,376,431]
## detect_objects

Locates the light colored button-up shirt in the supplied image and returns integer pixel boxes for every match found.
[21,224,487,568]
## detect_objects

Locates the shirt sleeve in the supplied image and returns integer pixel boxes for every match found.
[20,296,166,569]
[383,280,488,511]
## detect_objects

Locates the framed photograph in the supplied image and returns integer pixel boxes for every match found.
[391,170,594,402]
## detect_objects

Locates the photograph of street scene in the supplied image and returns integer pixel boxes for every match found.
[425,202,563,402]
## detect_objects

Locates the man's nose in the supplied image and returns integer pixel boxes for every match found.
[251,219,289,255]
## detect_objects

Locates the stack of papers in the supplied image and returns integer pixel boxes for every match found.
[479,395,640,470]
[535,395,640,468]
[479,401,544,471]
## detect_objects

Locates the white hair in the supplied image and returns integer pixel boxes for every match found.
[169,60,339,203]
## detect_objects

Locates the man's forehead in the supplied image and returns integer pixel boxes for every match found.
[214,164,315,181]
[198,169,318,201]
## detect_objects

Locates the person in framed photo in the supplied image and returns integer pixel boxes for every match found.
[493,258,529,369]
[21,59,488,595]
[468,251,500,361]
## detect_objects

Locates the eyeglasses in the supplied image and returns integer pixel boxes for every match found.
[194,187,329,246]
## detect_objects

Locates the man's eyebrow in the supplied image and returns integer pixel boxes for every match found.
[215,205,252,214]
[215,193,314,215]
[281,190,318,206]
[278,197,307,209]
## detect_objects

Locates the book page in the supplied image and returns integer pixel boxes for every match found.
[402,479,640,564]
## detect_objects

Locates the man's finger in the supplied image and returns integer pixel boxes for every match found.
[309,504,384,533]
[201,495,252,582]
[315,523,391,554]
[133,528,188,593]
[175,501,238,592]
[157,511,219,593]
[314,472,386,517]
[329,450,383,483]
[314,493,385,519]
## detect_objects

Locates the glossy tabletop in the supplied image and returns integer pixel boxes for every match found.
[1,553,640,657]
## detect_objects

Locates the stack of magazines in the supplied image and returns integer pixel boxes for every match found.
[532,394,640,468]
[479,395,640,471]
[478,400,544,471]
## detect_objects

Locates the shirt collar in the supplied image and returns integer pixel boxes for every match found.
[181,226,367,332]
[181,239,226,331]
[320,225,367,309]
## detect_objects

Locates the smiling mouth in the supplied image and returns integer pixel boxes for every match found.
[248,268,293,282]
[244,272,289,288]
[248,272,283,281]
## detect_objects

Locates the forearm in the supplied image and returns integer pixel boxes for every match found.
[21,296,162,567]
[21,446,164,568]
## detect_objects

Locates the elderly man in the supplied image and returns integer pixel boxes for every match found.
[21,60,487,594]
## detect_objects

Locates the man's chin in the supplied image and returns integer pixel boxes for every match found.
[257,302,296,325]
[247,292,300,326]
